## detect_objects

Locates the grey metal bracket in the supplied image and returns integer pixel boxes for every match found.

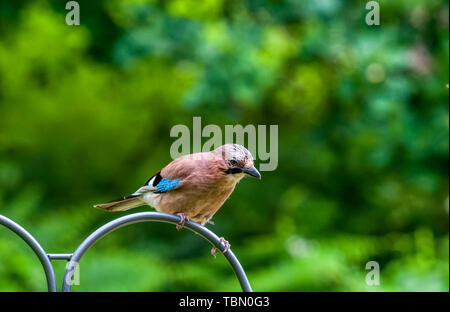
[0,212,252,292]
[0,214,57,292]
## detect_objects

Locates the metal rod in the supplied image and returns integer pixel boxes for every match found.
[48,253,73,261]
[0,214,57,292]
[61,211,253,292]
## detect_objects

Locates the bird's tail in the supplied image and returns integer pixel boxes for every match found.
[94,195,145,212]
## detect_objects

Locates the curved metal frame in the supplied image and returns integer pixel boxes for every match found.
[62,212,252,292]
[0,214,57,292]
[0,212,252,292]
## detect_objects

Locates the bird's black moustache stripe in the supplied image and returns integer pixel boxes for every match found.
[225,168,242,175]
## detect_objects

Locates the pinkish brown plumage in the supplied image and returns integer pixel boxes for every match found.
[94,144,261,226]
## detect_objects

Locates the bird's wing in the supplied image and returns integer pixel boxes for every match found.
[133,171,182,195]
[135,153,212,195]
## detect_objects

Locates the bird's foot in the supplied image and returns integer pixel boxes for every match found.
[211,237,230,258]
[176,213,189,231]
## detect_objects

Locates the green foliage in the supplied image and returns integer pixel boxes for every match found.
[0,0,448,291]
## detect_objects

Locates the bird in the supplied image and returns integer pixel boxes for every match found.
[94,144,261,254]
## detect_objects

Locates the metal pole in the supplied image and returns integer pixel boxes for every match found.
[48,253,73,261]
[0,214,57,292]
[62,212,252,292]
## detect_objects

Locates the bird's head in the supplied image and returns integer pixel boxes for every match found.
[213,144,261,180]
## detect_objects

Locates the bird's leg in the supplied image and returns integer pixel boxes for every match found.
[205,216,215,226]
[176,213,189,231]
[211,237,230,258]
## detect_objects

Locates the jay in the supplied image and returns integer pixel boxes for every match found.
[94,144,261,254]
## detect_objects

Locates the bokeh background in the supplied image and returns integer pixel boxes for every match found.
[0,0,448,291]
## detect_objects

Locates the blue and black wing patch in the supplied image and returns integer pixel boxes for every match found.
[145,172,181,193]
[155,178,181,192]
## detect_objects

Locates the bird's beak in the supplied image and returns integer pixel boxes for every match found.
[242,166,261,179]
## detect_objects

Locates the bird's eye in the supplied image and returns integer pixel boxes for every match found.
[229,159,238,166]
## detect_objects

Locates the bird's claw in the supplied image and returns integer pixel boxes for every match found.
[211,237,230,258]
[176,213,189,231]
